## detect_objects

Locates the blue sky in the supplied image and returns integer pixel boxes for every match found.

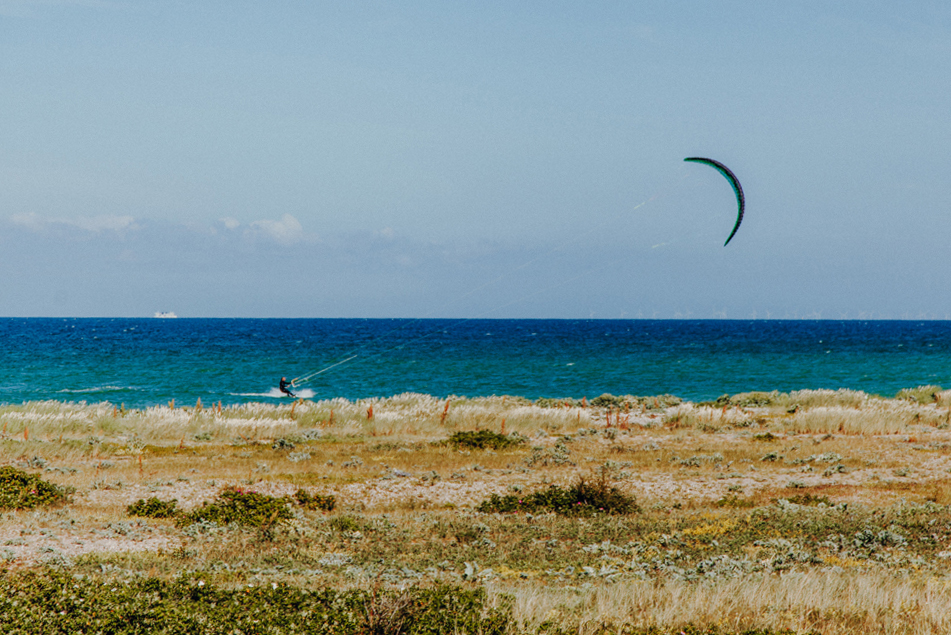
[2,1,950,318]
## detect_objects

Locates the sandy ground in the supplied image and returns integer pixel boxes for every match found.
[6,427,951,565]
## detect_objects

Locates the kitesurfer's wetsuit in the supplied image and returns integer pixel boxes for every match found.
[279,378,296,398]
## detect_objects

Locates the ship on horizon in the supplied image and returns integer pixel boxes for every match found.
[153,312,178,318]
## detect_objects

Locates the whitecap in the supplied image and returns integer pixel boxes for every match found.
[57,385,137,394]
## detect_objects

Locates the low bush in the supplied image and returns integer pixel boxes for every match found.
[447,430,522,451]
[0,466,72,509]
[127,497,179,518]
[0,571,511,635]
[295,488,336,511]
[478,473,638,517]
[781,493,834,507]
[272,438,296,450]
[715,495,757,509]
[590,393,629,408]
[714,392,778,408]
[177,487,292,530]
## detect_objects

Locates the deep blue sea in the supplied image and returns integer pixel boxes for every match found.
[1,318,950,409]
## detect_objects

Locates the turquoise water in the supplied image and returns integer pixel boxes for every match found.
[1,318,949,408]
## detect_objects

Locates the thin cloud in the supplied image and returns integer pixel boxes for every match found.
[8,212,137,233]
[1,0,121,9]
[8,213,46,232]
[0,0,123,17]
[246,213,306,245]
[69,215,136,232]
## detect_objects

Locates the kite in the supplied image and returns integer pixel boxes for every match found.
[684,157,745,246]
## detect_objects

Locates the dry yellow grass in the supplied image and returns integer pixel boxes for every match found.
[493,570,951,634]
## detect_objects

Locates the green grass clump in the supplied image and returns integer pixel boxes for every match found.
[477,474,638,517]
[178,487,292,529]
[330,515,363,533]
[0,466,72,510]
[447,430,522,451]
[295,488,336,511]
[127,497,179,519]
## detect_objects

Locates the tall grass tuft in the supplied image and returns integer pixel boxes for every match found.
[494,570,951,634]
[784,401,946,434]
[663,404,756,430]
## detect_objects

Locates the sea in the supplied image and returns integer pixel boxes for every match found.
[1,318,949,409]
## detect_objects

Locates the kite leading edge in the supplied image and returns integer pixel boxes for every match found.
[684,157,745,246]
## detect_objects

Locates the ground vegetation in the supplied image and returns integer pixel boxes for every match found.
[0,388,950,632]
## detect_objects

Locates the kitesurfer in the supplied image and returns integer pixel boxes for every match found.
[279,377,296,398]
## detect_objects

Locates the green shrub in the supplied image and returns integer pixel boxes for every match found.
[727,391,778,407]
[0,466,72,510]
[272,438,296,450]
[178,487,292,529]
[295,488,336,511]
[0,571,512,635]
[590,393,627,408]
[715,495,757,509]
[781,493,833,507]
[447,430,522,451]
[127,497,179,518]
[478,473,638,517]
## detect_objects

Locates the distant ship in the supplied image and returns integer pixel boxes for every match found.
[153,312,178,318]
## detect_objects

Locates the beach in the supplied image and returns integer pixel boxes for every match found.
[3,389,951,632]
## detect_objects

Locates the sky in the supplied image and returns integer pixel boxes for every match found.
[2,1,950,319]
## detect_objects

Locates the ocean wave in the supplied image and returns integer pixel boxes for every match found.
[57,386,139,394]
